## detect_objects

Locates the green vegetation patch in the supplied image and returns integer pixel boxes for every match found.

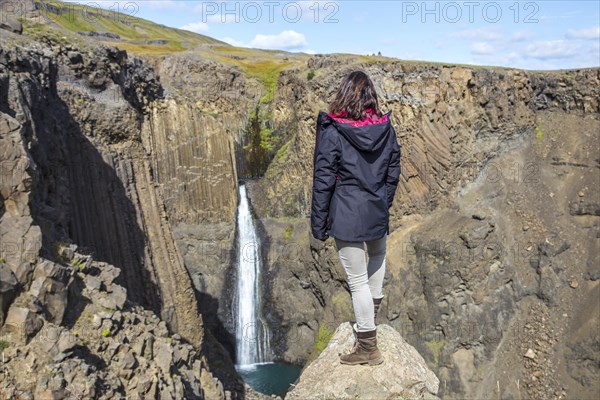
[424,338,444,366]
[313,325,334,354]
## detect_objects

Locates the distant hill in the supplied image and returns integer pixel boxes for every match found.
[24,0,227,55]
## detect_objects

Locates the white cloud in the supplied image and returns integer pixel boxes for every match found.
[450,28,502,41]
[220,37,247,47]
[524,40,582,60]
[249,30,308,50]
[471,42,495,55]
[180,22,209,33]
[566,27,600,40]
[510,30,535,42]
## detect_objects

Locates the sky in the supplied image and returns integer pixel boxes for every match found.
[63,1,599,70]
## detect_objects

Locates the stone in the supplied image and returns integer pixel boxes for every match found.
[524,349,536,359]
[569,279,579,289]
[83,275,102,291]
[98,264,121,286]
[0,17,22,34]
[98,284,127,310]
[120,350,137,370]
[29,261,71,324]
[91,313,103,328]
[287,323,439,399]
[56,331,79,354]
[153,339,173,375]
[0,265,19,326]
[1,306,43,344]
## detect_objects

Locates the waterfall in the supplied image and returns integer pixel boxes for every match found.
[235,183,271,367]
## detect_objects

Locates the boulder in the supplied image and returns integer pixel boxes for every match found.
[0,17,22,34]
[287,323,440,399]
[1,306,43,344]
[29,260,72,324]
[0,264,19,326]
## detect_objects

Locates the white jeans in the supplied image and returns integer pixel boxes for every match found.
[335,235,386,332]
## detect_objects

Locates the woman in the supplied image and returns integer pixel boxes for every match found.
[311,70,401,366]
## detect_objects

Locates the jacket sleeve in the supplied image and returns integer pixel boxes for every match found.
[311,119,340,241]
[386,127,401,208]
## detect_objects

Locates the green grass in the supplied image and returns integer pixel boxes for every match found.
[313,325,334,354]
[32,0,224,56]
[0,340,9,350]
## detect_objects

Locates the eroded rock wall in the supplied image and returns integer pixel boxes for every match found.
[246,57,599,398]
[0,41,204,348]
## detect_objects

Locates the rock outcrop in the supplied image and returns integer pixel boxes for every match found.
[0,40,203,346]
[0,29,242,398]
[287,323,440,399]
[0,245,241,399]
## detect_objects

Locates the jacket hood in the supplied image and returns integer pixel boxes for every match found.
[320,110,393,153]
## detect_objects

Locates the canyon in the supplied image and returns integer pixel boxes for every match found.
[1,1,599,399]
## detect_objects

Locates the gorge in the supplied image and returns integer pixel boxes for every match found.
[0,1,599,399]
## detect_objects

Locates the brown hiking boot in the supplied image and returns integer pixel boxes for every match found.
[351,297,384,352]
[340,329,384,366]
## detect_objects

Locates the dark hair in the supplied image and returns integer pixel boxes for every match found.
[329,71,381,120]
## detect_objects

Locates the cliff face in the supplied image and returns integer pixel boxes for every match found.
[245,58,599,398]
[0,35,242,397]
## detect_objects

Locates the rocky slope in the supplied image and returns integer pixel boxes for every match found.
[287,323,440,399]
[0,24,243,398]
[1,245,237,399]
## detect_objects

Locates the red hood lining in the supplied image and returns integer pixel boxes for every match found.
[328,108,388,127]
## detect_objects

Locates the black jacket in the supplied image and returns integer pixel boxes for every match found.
[311,110,401,242]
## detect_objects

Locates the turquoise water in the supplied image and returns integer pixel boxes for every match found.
[237,362,303,396]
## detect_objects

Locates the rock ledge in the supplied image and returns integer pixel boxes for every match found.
[287,323,440,399]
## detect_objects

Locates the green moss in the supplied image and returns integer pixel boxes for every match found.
[209,358,224,368]
[0,340,9,350]
[425,338,444,366]
[0,258,6,264]
[274,140,290,161]
[242,106,280,176]
[283,225,293,243]
[534,119,545,143]
[101,329,111,337]
[313,325,334,354]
